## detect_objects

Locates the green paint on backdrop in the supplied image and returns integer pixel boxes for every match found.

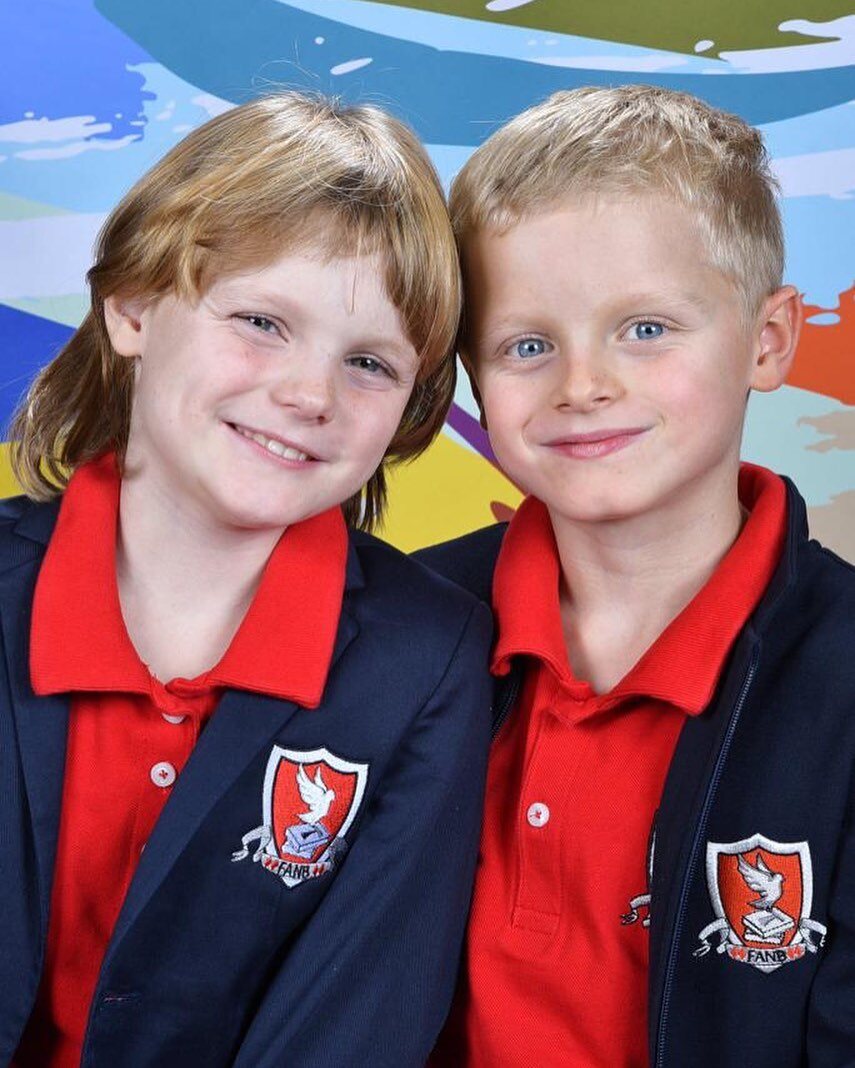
[0,192,71,220]
[369,1,849,56]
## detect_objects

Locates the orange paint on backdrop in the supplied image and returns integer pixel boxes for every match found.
[790,287,855,405]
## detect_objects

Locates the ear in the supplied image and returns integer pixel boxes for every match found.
[103,294,149,357]
[749,285,802,393]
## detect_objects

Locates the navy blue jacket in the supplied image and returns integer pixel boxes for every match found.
[416,479,855,1067]
[0,494,493,1067]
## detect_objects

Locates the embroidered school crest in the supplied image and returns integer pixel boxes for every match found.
[231,746,369,888]
[694,833,827,973]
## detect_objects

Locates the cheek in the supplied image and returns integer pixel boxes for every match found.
[351,391,411,458]
[685,370,743,414]
[478,377,528,430]
[644,350,733,413]
[652,365,749,456]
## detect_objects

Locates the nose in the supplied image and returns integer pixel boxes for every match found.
[269,353,335,423]
[551,347,620,412]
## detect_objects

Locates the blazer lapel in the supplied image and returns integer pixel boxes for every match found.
[107,606,360,958]
[0,555,69,934]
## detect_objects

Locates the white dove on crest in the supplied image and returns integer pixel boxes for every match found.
[737,852,785,910]
[296,764,335,824]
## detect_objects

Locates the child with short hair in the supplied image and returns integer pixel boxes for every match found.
[1,92,492,1067]
[422,85,855,1066]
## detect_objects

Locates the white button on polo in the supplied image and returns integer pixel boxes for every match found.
[161,712,187,725]
[527,802,550,828]
[150,761,177,788]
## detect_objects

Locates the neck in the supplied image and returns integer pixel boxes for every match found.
[115,469,284,682]
[551,466,744,693]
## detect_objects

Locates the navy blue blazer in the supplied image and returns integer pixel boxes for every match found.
[0,494,493,1067]
[417,479,855,1067]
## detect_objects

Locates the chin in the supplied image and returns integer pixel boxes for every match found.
[210,495,305,532]
[547,483,651,525]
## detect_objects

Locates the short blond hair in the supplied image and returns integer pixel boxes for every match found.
[12,92,461,529]
[450,85,783,318]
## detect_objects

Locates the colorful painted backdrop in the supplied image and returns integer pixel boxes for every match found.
[1,1,853,557]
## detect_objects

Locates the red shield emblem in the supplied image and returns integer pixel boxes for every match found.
[260,746,369,887]
[697,833,826,972]
[716,844,803,949]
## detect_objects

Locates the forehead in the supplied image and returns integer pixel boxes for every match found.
[463,194,725,314]
[209,247,394,312]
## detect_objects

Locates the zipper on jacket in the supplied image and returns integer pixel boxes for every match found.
[491,666,521,741]
[654,647,759,1068]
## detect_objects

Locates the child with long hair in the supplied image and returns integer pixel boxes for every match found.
[2,92,491,1068]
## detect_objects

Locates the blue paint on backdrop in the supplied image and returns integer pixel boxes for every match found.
[782,197,855,309]
[0,306,72,433]
[2,0,153,140]
[96,0,855,145]
[0,62,220,213]
[763,102,855,159]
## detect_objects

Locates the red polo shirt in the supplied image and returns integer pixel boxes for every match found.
[14,453,347,1068]
[434,464,786,1067]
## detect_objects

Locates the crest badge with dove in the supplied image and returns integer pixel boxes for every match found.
[695,834,827,971]
[231,745,369,889]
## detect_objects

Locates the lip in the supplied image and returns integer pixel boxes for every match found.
[543,427,650,459]
[227,422,323,465]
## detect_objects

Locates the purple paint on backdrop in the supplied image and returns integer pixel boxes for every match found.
[446,403,497,466]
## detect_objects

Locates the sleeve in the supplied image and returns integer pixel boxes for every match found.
[231,601,494,1068]
[806,755,855,1065]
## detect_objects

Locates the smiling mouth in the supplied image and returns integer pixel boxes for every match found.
[545,427,650,459]
[230,423,317,463]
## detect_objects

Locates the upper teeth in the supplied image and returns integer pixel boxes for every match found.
[235,426,309,462]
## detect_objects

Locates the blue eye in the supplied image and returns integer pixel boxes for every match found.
[347,355,393,378]
[630,321,665,341]
[242,314,278,334]
[513,337,547,358]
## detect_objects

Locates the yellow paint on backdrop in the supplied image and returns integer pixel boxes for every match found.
[0,444,20,499]
[380,433,521,552]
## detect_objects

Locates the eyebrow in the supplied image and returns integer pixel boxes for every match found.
[354,335,419,367]
[211,281,289,307]
[473,315,539,340]
[613,290,713,313]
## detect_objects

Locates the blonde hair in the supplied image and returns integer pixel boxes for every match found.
[12,92,461,529]
[450,85,783,319]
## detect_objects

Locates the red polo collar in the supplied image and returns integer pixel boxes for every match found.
[30,453,347,708]
[491,464,786,715]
